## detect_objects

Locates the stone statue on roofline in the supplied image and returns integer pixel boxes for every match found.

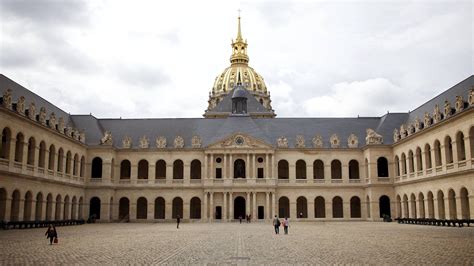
[100,131,113,145]
[365,128,383,145]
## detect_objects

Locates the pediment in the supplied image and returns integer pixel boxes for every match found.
[206,132,272,149]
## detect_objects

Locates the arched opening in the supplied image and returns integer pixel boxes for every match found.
[120,160,131,179]
[427,191,435,218]
[136,197,147,219]
[10,190,21,221]
[401,153,407,175]
[154,197,165,219]
[410,194,417,218]
[48,144,55,170]
[78,197,84,219]
[80,156,85,177]
[313,160,324,179]
[408,150,414,173]
[349,160,359,179]
[190,160,201,179]
[0,127,12,159]
[418,192,425,218]
[137,160,149,179]
[119,197,129,221]
[190,197,201,219]
[73,154,79,176]
[55,195,62,220]
[296,196,307,218]
[460,187,470,219]
[424,144,432,169]
[0,189,7,221]
[394,156,400,176]
[65,151,72,174]
[234,196,246,219]
[379,195,391,218]
[295,160,306,179]
[448,189,456,219]
[377,157,389,177]
[155,160,166,179]
[27,137,35,165]
[278,160,289,179]
[35,192,43,220]
[63,195,70,220]
[434,140,442,166]
[402,194,409,218]
[415,147,423,171]
[444,136,453,164]
[89,197,101,220]
[396,195,401,218]
[278,197,289,218]
[38,141,46,168]
[173,160,184,179]
[350,196,361,218]
[332,196,343,218]
[172,197,183,218]
[57,148,64,172]
[233,159,246,178]
[46,194,53,220]
[91,157,103,178]
[23,191,33,221]
[437,190,445,219]
[331,160,342,179]
[14,132,24,162]
[456,131,466,161]
[314,196,325,218]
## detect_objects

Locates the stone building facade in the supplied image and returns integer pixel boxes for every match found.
[0,17,473,223]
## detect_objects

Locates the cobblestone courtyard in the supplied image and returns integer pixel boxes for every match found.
[0,222,473,264]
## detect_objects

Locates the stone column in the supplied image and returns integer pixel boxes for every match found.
[469,195,474,219]
[246,192,250,216]
[307,163,313,181]
[308,200,315,219]
[464,135,472,168]
[101,199,110,222]
[166,164,173,181]
[272,192,276,218]
[165,201,172,221]
[229,154,233,179]
[424,199,431,219]
[326,200,333,219]
[324,165,331,182]
[246,154,250,178]
[183,198,190,220]
[210,192,214,221]
[30,199,37,221]
[265,154,269,179]
[210,154,214,179]
[8,136,16,167]
[17,198,25,221]
[440,144,446,170]
[4,197,12,222]
[433,197,440,219]
[229,192,234,221]
[343,200,351,220]
[361,198,368,220]
[204,154,208,179]
[265,192,270,219]
[21,141,28,170]
[451,141,459,165]
[130,198,137,221]
[183,162,190,183]
[290,199,297,219]
[408,199,414,218]
[223,192,227,221]
[444,197,451,219]
[131,161,138,184]
[455,196,463,219]
[289,162,295,180]
[252,192,257,220]
[271,155,275,179]
[149,163,155,182]
[253,154,257,179]
[202,192,208,221]
[147,201,154,221]
[341,163,349,182]
[223,154,227,179]
[34,146,40,172]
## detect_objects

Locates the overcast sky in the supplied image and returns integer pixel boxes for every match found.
[0,0,472,118]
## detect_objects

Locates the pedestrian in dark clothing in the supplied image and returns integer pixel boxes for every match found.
[273,215,280,234]
[239,215,242,224]
[284,217,289,234]
[176,215,181,229]
[45,225,58,245]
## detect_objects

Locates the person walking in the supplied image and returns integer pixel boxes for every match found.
[45,225,58,245]
[176,215,181,229]
[239,215,242,224]
[283,217,289,234]
[273,215,280,234]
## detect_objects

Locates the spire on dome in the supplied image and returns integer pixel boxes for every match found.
[236,13,243,42]
[230,13,249,65]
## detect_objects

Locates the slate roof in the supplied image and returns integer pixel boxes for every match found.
[205,88,275,116]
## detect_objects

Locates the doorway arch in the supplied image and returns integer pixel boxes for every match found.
[379,195,391,218]
[234,196,246,219]
[278,197,290,218]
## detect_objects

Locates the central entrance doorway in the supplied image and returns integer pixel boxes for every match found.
[258,206,264,219]
[234,196,246,219]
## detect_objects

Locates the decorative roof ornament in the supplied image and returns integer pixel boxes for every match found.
[57,117,65,133]
[156,136,167,148]
[16,96,25,115]
[174,136,184,148]
[433,104,441,124]
[73,129,80,140]
[48,112,56,129]
[122,136,132,148]
[365,128,383,145]
[100,131,113,145]
[277,136,288,148]
[2,89,12,109]
[423,112,432,128]
[312,135,323,148]
[192,135,202,148]
[347,133,358,148]
[65,124,73,137]
[295,135,305,148]
[139,135,149,148]
[28,102,36,120]
[469,88,474,106]
[455,95,464,113]
[230,14,249,65]
[399,124,407,138]
[407,124,414,136]
[330,134,340,148]
[79,131,86,143]
[39,107,47,125]
[443,100,452,118]
[393,129,400,143]
[414,117,422,132]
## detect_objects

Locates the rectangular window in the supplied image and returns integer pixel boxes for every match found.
[216,168,222,179]
[258,168,264,178]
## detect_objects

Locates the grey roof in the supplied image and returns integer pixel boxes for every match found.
[206,88,274,115]
[232,86,247,98]
[0,74,74,126]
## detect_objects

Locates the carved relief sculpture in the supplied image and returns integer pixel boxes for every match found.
[2,89,12,109]
[100,131,113,145]
[57,117,65,133]
[73,129,80,140]
[192,135,202,148]
[28,102,36,120]
[295,135,305,148]
[414,117,421,132]
[16,96,25,115]
[174,136,184,148]
[469,88,474,106]
[39,107,47,126]
[455,96,464,113]
[400,124,407,138]
[48,112,57,129]
[443,100,452,118]
[407,124,414,136]
[122,136,132,148]
[330,134,340,148]
[423,112,432,127]
[277,136,288,148]
[156,136,167,148]
[65,124,73,137]
[347,133,358,148]
[433,104,441,123]
[365,128,383,145]
[312,135,323,148]
[393,129,400,142]
[79,131,86,143]
[139,135,149,148]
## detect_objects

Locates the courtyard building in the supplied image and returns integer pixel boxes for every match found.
[0,17,473,223]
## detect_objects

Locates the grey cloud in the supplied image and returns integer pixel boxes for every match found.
[115,65,170,88]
